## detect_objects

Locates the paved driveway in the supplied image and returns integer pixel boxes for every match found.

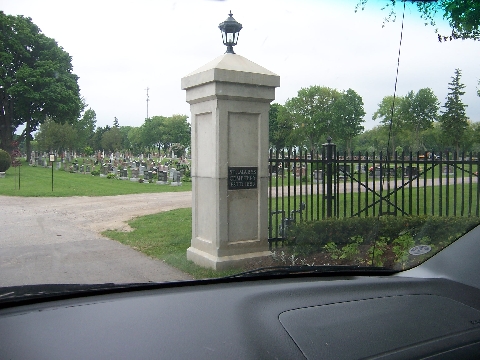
[0,193,193,286]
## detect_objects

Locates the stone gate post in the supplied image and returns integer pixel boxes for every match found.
[181,54,280,270]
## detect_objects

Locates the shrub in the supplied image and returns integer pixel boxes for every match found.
[91,170,100,176]
[0,149,11,172]
[287,215,480,260]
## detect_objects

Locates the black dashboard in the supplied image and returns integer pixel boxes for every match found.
[2,226,480,359]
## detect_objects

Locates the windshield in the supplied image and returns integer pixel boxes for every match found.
[1,0,479,289]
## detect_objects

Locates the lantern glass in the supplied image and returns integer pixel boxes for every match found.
[218,11,242,54]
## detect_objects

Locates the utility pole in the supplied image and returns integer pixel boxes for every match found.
[145,87,150,120]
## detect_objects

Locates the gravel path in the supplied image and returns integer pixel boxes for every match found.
[0,192,193,286]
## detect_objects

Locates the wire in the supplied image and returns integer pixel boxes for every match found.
[386,0,406,157]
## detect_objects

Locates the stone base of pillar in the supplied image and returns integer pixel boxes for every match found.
[187,246,272,271]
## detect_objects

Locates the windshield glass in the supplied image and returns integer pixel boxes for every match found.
[1,0,479,288]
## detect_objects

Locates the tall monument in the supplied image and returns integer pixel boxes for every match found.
[181,12,280,270]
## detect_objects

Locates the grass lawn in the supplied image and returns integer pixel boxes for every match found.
[102,208,242,279]
[0,161,192,197]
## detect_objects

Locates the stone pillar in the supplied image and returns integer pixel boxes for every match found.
[181,53,280,270]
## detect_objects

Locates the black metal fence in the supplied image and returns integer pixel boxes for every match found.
[268,139,480,247]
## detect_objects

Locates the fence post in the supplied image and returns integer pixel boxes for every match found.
[323,137,336,218]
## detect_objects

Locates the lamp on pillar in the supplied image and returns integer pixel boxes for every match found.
[218,11,242,54]
[182,10,279,270]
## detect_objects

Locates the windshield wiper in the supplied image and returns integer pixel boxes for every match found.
[225,265,396,279]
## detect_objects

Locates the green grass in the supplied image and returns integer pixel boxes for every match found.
[269,183,480,238]
[102,208,242,279]
[0,161,191,197]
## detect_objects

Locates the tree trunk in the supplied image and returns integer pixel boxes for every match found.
[25,118,32,163]
[0,93,14,152]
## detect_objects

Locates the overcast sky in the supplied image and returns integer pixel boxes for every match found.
[2,0,479,131]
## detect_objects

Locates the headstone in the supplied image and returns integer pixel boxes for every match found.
[130,168,139,181]
[313,170,323,183]
[170,169,182,186]
[156,171,168,185]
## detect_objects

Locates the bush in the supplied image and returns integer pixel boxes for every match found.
[287,215,480,257]
[91,170,100,176]
[0,149,11,172]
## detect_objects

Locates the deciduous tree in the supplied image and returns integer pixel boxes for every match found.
[400,88,439,152]
[0,12,82,159]
[285,86,341,152]
[333,88,365,154]
[372,95,405,154]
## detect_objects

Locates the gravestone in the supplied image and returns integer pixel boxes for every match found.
[313,170,323,183]
[156,171,168,185]
[170,169,182,186]
[130,168,139,181]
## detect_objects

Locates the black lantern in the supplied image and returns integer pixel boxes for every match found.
[218,11,242,54]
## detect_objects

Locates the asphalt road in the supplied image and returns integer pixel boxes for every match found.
[0,193,193,286]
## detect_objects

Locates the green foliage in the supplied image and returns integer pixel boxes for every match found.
[372,95,406,153]
[400,88,439,152]
[140,115,190,155]
[84,146,94,156]
[324,242,341,259]
[0,12,82,152]
[0,149,11,172]
[90,170,100,176]
[368,237,388,267]
[102,127,123,152]
[339,236,364,262]
[392,233,415,269]
[35,118,78,152]
[440,68,468,153]
[106,173,117,179]
[283,85,365,152]
[356,1,480,41]
[288,215,480,263]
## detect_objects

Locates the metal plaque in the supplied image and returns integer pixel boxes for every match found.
[228,167,257,190]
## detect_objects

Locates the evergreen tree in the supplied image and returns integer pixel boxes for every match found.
[439,68,468,153]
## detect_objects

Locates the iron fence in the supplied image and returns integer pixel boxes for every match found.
[268,139,480,248]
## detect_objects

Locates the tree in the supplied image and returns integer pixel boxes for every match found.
[73,108,96,152]
[141,116,167,153]
[91,125,110,152]
[101,127,123,153]
[269,103,294,150]
[140,114,190,156]
[372,95,405,154]
[439,68,468,153]
[162,115,190,156]
[285,86,341,152]
[0,12,82,159]
[353,125,390,154]
[356,0,480,41]
[35,118,77,153]
[333,89,365,154]
[400,88,439,152]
